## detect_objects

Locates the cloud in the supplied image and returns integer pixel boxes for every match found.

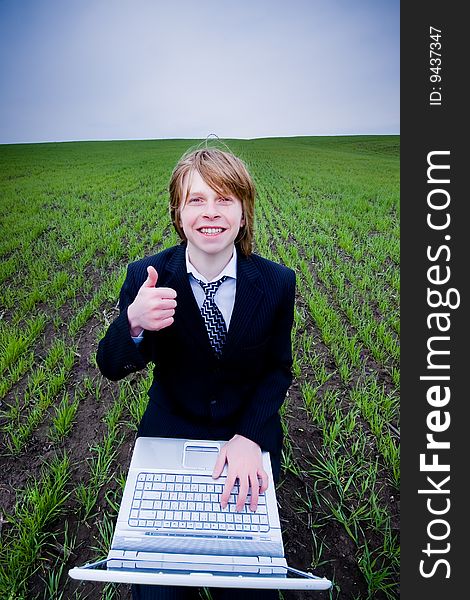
[0,0,399,143]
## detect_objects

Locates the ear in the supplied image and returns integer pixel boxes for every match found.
[240,213,245,227]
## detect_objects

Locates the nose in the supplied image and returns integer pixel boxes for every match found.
[202,199,220,218]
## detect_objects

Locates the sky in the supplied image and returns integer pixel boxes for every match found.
[0,0,399,144]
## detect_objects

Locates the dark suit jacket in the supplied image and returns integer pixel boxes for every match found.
[96,242,296,481]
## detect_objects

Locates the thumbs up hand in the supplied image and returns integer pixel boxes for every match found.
[127,266,177,336]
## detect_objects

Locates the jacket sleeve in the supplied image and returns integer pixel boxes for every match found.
[96,263,152,381]
[236,269,296,450]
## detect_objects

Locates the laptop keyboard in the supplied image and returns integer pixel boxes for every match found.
[128,472,270,532]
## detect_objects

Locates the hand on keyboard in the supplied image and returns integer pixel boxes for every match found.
[212,434,269,512]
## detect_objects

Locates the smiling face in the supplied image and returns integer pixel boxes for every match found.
[179,170,245,264]
[169,148,256,257]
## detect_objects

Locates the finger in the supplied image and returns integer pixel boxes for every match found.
[249,473,259,511]
[153,297,177,310]
[153,308,175,320]
[237,475,249,512]
[155,286,177,299]
[221,472,236,508]
[153,316,174,331]
[212,446,227,480]
[144,266,158,288]
[258,469,269,494]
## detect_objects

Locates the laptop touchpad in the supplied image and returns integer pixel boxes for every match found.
[183,443,220,471]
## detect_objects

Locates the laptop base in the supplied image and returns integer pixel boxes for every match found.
[69,557,332,590]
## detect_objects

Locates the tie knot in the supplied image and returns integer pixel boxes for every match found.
[197,276,228,299]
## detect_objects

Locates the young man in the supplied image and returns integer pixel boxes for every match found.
[97,147,296,599]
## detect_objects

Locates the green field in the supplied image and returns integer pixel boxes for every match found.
[0,136,400,599]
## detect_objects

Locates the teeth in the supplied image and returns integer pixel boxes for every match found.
[200,228,223,235]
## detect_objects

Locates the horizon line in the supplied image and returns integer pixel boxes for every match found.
[0,132,400,147]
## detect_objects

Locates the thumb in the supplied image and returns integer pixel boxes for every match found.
[143,265,158,288]
[212,446,227,479]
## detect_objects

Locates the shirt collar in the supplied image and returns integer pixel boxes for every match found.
[185,246,237,284]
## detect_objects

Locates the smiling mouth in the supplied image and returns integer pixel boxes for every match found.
[198,227,225,236]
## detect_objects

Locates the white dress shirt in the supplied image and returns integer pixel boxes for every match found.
[186,246,237,329]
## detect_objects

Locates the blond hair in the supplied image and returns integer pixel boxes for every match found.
[169,148,255,256]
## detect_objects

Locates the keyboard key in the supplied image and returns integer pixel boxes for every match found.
[140,510,156,520]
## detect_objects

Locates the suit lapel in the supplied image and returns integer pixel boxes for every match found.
[163,244,210,350]
[223,251,264,356]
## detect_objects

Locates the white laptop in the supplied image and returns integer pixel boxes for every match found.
[69,437,332,590]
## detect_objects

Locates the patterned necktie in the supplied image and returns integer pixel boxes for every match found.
[196,276,228,355]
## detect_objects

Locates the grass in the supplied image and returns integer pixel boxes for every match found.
[0,135,399,599]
